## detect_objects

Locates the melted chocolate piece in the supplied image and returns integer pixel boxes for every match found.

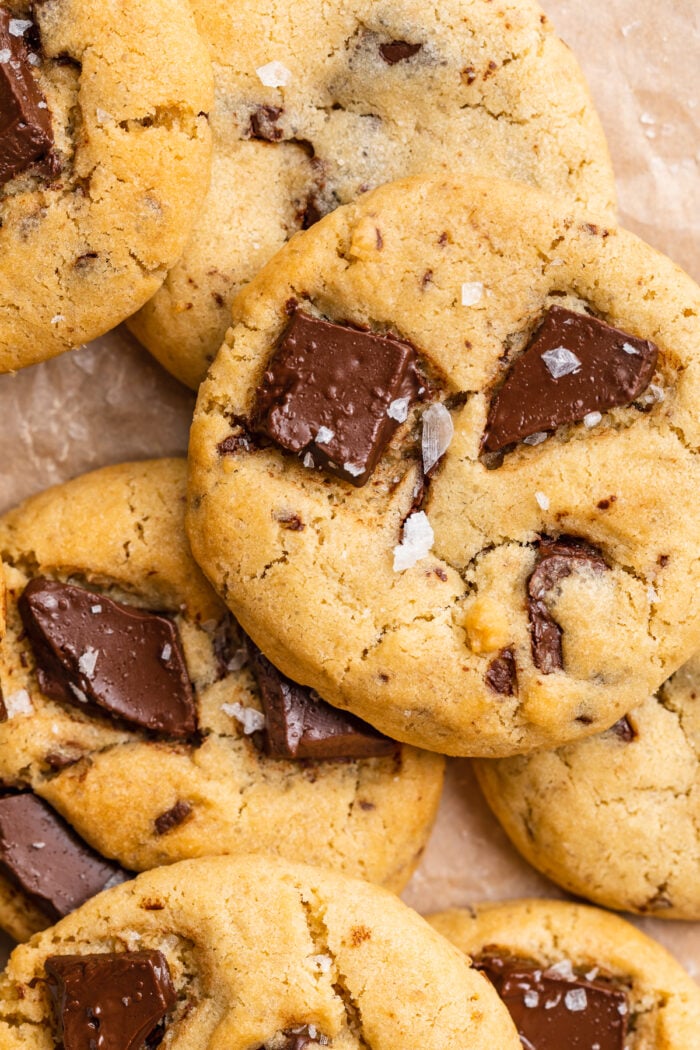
[483,307,658,453]
[249,644,396,760]
[0,9,54,186]
[19,578,196,737]
[154,800,192,836]
[486,648,517,696]
[0,793,127,922]
[608,716,636,742]
[478,953,628,1050]
[379,40,422,64]
[253,311,423,486]
[528,538,608,674]
[250,104,284,141]
[45,951,177,1050]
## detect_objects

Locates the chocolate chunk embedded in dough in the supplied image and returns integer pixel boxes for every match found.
[486,649,517,696]
[250,105,284,141]
[154,800,192,836]
[0,9,54,186]
[18,578,196,736]
[477,953,628,1050]
[248,644,396,760]
[483,307,658,453]
[45,951,177,1050]
[253,311,423,486]
[379,41,422,64]
[528,538,608,674]
[0,793,127,922]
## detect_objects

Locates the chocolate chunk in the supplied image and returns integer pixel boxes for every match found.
[379,40,422,64]
[528,538,608,674]
[478,953,628,1050]
[0,9,54,186]
[154,800,192,836]
[248,644,396,760]
[486,648,517,696]
[253,311,423,486]
[0,793,127,922]
[483,307,658,453]
[45,950,177,1050]
[19,578,196,737]
[250,104,284,141]
[257,1028,330,1050]
[608,716,636,742]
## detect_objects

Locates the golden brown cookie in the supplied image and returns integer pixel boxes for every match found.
[0,460,443,941]
[0,0,212,373]
[187,175,700,758]
[128,0,616,388]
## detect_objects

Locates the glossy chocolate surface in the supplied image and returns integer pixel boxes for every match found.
[0,9,54,185]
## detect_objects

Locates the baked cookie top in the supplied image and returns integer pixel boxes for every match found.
[0,460,443,942]
[0,0,212,373]
[429,899,700,1050]
[188,175,700,758]
[128,0,616,388]
[0,855,522,1049]
[474,652,700,919]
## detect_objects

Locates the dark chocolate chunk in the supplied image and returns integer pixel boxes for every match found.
[253,311,422,486]
[608,716,636,742]
[45,950,177,1050]
[248,644,396,760]
[0,9,54,186]
[250,104,284,141]
[154,800,192,836]
[256,1028,330,1050]
[379,40,422,64]
[486,648,517,696]
[19,578,196,737]
[483,307,658,453]
[477,953,628,1050]
[0,793,127,922]
[528,538,607,674]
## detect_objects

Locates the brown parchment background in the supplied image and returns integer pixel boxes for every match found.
[0,0,698,976]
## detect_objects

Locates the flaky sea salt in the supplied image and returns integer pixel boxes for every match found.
[256,60,292,87]
[78,647,98,678]
[32,842,46,849]
[422,403,454,474]
[226,648,248,672]
[315,426,335,445]
[69,683,88,704]
[0,49,12,64]
[9,19,32,36]
[50,314,65,325]
[343,462,364,478]
[565,988,588,1012]
[303,452,315,468]
[541,346,581,378]
[91,604,102,614]
[622,342,640,355]
[387,396,410,423]
[222,702,265,735]
[311,954,332,973]
[523,431,548,446]
[648,584,658,604]
[393,511,434,571]
[3,689,33,718]
[461,282,483,306]
[523,989,539,1008]
[535,491,550,511]
[161,643,172,662]
[583,411,602,428]
[545,959,575,980]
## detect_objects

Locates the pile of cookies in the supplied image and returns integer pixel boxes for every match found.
[0,0,698,1047]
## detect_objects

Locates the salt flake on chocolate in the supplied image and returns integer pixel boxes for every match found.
[8,19,32,36]
[387,396,410,422]
[393,511,434,571]
[78,647,98,678]
[565,988,588,1012]
[583,411,602,427]
[256,60,292,87]
[541,346,582,378]
[422,403,454,474]
[523,431,548,446]
[343,462,364,478]
[315,426,335,445]
[0,49,11,64]
[222,701,265,735]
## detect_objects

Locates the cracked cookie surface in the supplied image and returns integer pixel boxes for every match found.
[187,175,700,758]
[430,899,700,1050]
[127,0,616,388]
[474,652,700,919]
[0,460,443,942]
[0,0,212,373]
[0,855,523,1049]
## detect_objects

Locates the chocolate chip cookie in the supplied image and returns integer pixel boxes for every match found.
[127,0,616,388]
[430,899,700,1050]
[0,855,523,1049]
[0,460,443,941]
[0,0,212,373]
[188,175,700,758]
[474,651,700,919]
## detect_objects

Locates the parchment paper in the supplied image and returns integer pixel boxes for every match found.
[0,0,698,977]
